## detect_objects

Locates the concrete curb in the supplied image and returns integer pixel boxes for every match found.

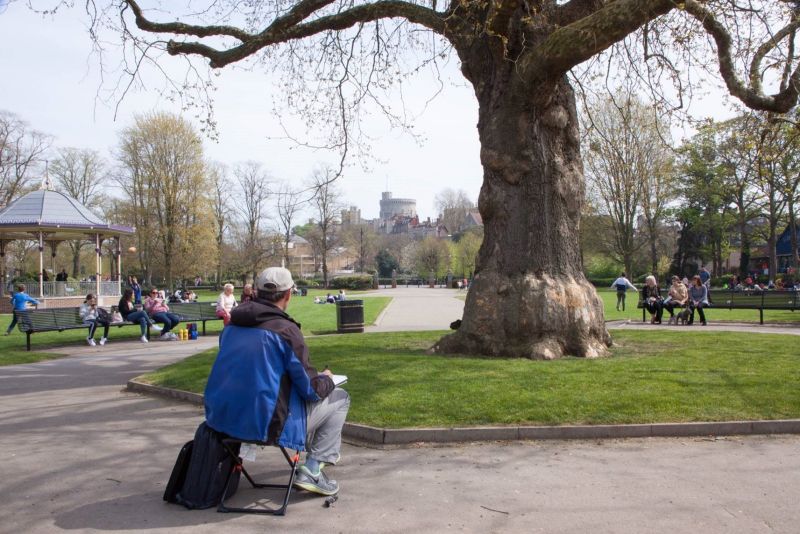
[127,379,800,445]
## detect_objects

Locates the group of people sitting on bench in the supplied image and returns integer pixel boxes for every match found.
[643,275,709,326]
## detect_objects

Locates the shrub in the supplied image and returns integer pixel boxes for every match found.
[330,275,373,290]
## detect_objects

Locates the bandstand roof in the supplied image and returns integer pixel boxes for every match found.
[0,189,134,241]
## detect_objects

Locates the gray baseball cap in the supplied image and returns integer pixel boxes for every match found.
[255,267,295,292]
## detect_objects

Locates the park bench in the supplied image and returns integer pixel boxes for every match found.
[715,289,799,324]
[637,289,799,324]
[15,307,149,351]
[168,301,222,335]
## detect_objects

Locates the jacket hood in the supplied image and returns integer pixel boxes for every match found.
[230,299,301,329]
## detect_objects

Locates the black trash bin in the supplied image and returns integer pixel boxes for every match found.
[336,299,364,333]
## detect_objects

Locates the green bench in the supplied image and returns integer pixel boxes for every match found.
[637,290,799,324]
[168,301,222,335]
[15,307,149,351]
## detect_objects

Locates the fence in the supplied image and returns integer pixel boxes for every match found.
[5,281,121,298]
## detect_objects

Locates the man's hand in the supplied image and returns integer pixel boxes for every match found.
[321,368,333,377]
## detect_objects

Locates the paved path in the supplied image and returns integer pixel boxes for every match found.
[365,287,465,332]
[1,293,799,532]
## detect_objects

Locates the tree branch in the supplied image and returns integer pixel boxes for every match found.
[555,0,608,27]
[525,0,674,80]
[126,0,446,69]
[683,0,800,113]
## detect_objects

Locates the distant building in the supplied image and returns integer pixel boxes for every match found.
[462,211,483,230]
[379,191,416,221]
[341,206,361,226]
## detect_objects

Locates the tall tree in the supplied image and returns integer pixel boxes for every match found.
[100,1,800,358]
[715,116,763,278]
[435,188,475,235]
[0,110,50,208]
[208,162,232,287]
[233,161,272,283]
[275,183,306,270]
[49,147,108,277]
[117,112,207,288]
[309,167,343,288]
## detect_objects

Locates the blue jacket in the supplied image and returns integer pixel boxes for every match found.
[10,292,39,311]
[204,300,333,450]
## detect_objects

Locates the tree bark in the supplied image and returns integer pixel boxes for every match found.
[436,70,610,359]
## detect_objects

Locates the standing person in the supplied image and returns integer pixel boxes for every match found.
[4,284,39,336]
[215,283,237,325]
[643,275,664,324]
[204,267,349,497]
[144,289,181,340]
[56,268,68,282]
[610,272,638,311]
[699,266,711,288]
[129,276,143,305]
[118,288,161,343]
[240,283,256,303]
[688,275,710,326]
[79,294,110,346]
[664,276,689,324]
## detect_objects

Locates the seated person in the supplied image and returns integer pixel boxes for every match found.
[215,283,237,326]
[204,267,350,496]
[326,293,336,304]
[79,293,110,346]
[144,289,181,340]
[664,275,688,324]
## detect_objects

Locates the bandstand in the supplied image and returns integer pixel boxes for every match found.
[0,185,134,311]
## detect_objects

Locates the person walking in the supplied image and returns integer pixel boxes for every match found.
[611,272,638,311]
[4,284,39,336]
[79,294,110,346]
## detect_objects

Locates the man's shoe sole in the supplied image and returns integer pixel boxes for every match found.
[293,479,339,496]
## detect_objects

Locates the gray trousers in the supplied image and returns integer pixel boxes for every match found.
[306,387,350,463]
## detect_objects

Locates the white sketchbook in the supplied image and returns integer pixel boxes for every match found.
[330,374,348,387]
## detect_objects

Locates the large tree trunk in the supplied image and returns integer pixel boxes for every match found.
[436,72,610,359]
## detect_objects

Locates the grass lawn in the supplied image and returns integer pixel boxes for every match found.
[0,294,390,366]
[139,329,800,428]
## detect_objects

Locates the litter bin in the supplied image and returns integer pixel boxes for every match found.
[336,299,364,333]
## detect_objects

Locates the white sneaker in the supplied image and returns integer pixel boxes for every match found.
[87,338,96,346]
[150,323,163,332]
[168,332,179,341]
[159,333,171,341]
[140,335,149,343]
[99,337,107,346]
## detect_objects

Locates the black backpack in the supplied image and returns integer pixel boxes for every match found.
[164,422,241,509]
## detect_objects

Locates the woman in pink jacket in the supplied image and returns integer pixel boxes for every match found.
[144,289,181,341]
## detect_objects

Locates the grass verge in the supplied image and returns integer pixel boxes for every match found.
[138,329,800,428]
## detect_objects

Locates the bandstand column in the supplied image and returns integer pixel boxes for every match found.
[95,234,101,299]
[0,240,6,298]
[38,232,44,298]
[116,237,122,296]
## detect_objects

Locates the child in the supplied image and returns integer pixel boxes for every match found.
[5,284,39,335]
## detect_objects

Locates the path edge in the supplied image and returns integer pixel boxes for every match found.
[127,378,800,445]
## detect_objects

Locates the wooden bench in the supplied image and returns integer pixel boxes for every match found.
[168,301,222,335]
[15,307,149,351]
[716,290,799,324]
[637,290,799,324]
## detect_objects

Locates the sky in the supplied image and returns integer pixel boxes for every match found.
[0,3,483,221]
[0,3,741,225]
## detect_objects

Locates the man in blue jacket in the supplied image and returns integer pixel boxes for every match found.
[5,284,39,335]
[204,267,349,496]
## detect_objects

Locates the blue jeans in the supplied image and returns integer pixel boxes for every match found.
[125,310,150,336]
[151,312,180,333]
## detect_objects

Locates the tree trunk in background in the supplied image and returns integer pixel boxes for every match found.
[436,66,610,359]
